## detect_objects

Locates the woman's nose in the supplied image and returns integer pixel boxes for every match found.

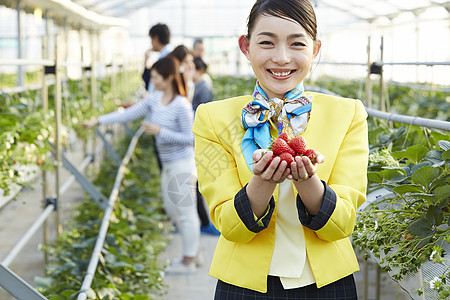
[271,46,290,64]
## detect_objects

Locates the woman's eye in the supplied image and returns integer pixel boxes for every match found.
[259,41,273,46]
[292,42,306,47]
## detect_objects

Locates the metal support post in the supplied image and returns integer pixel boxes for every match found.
[363,258,368,300]
[54,36,62,235]
[61,154,108,209]
[376,265,381,299]
[16,0,24,86]
[123,123,135,138]
[365,36,372,108]
[90,31,98,171]
[41,25,53,266]
[0,264,47,300]
[379,37,385,112]
[96,128,121,164]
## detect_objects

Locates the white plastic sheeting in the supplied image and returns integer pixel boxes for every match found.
[0,0,449,83]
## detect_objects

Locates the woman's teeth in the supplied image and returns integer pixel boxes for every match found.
[271,71,291,76]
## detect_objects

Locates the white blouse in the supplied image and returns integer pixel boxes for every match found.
[268,180,316,289]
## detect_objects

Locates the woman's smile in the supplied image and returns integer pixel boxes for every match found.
[268,68,297,79]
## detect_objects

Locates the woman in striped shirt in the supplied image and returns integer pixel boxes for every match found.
[84,56,200,274]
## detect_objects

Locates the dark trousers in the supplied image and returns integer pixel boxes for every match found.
[196,181,210,226]
[215,274,358,300]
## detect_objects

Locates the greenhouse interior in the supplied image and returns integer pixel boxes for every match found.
[0,0,449,299]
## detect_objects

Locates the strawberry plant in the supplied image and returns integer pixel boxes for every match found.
[36,130,169,299]
[0,70,141,198]
[354,131,450,299]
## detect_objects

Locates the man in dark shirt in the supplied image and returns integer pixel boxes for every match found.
[142,23,172,91]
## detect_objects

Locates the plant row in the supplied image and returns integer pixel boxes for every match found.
[0,70,141,196]
[36,130,170,299]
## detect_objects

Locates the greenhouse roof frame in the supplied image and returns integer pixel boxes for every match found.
[316,0,450,23]
[69,0,450,21]
[0,0,129,29]
[0,0,449,31]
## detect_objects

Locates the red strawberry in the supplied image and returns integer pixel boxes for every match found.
[279,152,294,164]
[288,136,307,155]
[270,138,295,156]
[278,132,289,142]
[304,149,318,164]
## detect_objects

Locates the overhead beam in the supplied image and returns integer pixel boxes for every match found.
[0,0,129,29]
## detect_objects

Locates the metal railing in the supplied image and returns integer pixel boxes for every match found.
[0,52,136,298]
[77,127,144,300]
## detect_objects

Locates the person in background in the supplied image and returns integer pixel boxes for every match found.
[192,38,205,59]
[192,57,213,112]
[170,45,196,100]
[191,56,219,236]
[84,56,200,275]
[193,0,369,298]
[142,23,172,91]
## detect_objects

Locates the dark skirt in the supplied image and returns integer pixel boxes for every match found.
[214,274,358,300]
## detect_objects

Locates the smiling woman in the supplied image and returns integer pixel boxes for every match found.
[238,14,321,100]
[193,0,369,299]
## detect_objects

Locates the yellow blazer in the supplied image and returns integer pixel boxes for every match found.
[193,92,369,293]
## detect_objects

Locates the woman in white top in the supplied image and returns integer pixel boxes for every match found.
[84,56,200,274]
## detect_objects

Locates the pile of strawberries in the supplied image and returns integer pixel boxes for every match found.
[264,132,318,169]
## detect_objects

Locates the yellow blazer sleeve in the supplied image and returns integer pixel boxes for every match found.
[193,103,262,243]
[315,100,369,241]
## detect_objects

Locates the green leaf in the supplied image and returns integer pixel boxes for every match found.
[403,192,434,202]
[34,276,53,288]
[430,174,450,192]
[132,296,150,300]
[387,174,407,183]
[411,166,441,191]
[111,261,132,268]
[434,185,450,208]
[48,296,66,300]
[0,113,20,129]
[411,161,433,175]
[392,145,429,164]
[426,150,443,162]
[442,149,450,161]
[437,140,450,151]
[378,168,406,180]
[426,206,444,226]
[61,290,77,297]
[407,217,435,239]
[393,184,424,195]
[133,263,145,271]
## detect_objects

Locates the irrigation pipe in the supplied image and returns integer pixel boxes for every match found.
[77,127,144,300]
[365,108,450,131]
[0,59,54,66]
[2,204,54,267]
[59,138,106,196]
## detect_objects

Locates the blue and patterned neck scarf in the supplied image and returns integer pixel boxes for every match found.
[241,81,312,171]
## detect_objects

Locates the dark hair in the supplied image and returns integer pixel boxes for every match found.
[170,45,191,63]
[151,56,186,97]
[149,23,171,45]
[193,57,207,72]
[193,38,203,48]
[246,0,317,40]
